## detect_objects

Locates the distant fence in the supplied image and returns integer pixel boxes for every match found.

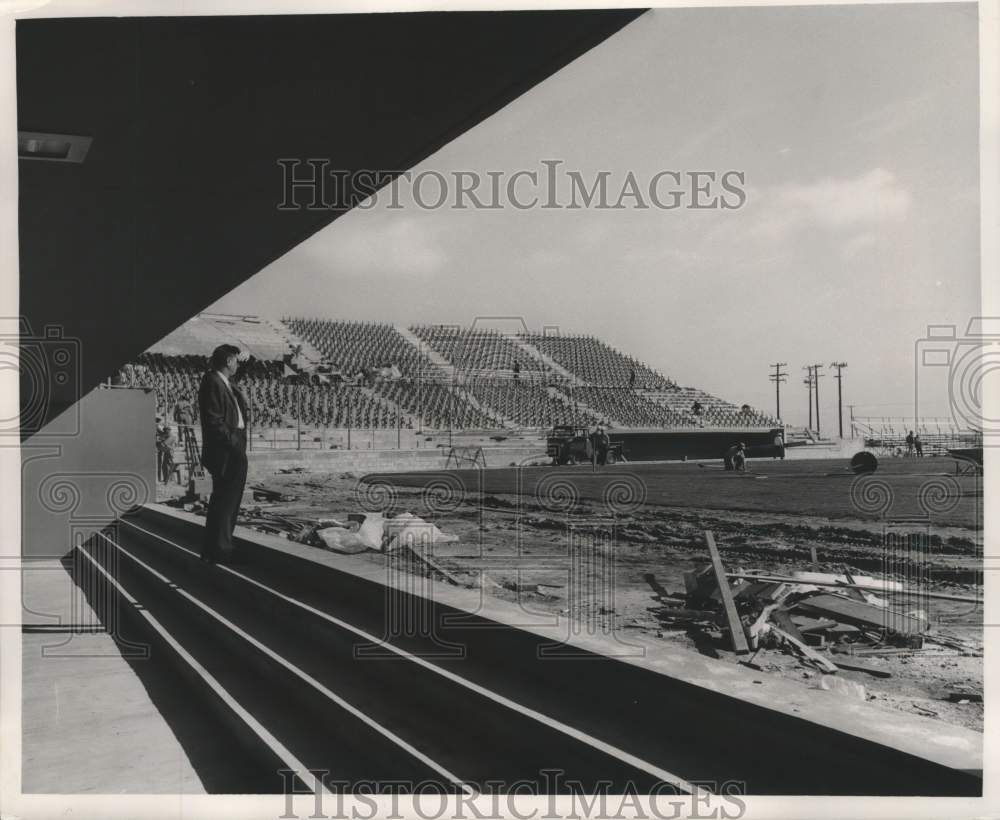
[852,416,982,455]
[166,420,544,454]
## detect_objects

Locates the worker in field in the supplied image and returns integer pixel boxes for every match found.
[155,415,176,484]
[592,424,610,468]
[724,441,746,471]
[733,441,747,472]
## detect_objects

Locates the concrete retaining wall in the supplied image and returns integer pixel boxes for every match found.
[248,445,548,477]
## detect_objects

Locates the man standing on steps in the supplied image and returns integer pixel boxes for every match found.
[199,344,250,564]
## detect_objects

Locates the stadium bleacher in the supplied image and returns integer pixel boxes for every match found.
[116,314,779,435]
[465,377,598,428]
[521,333,673,390]
[150,313,294,361]
[853,417,982,456]
[410,325,545,377]
[118,352,409,430]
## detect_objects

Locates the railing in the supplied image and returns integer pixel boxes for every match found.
[854,421,983,456]
[181,424,547,453]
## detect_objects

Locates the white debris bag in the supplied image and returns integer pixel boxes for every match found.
[383,512,458,553]
[316,513,386,553]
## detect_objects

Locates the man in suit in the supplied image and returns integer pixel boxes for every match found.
[199,344,250,563]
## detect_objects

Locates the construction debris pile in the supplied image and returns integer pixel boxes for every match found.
[658,532,982,688]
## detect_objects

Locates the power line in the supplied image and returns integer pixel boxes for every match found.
[811,364,825,437]
[768,362,787,421]
[803,366,813,429]
[831,362,848,438]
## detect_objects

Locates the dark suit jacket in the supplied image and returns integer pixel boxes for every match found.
[198,370,249,476]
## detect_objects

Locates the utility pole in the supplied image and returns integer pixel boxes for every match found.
[769,363,787,420]
[803,367,813,430]
[830,362,848,439]
[812,364,825,437]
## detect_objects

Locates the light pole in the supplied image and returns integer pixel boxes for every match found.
[769,362,787,420]
[830,362,848,438]
[803,367,813,430]
[811,364,824,437]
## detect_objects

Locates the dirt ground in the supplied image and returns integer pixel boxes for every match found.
[167,455,984,733]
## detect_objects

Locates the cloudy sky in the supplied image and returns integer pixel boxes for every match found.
[211,3,981,429]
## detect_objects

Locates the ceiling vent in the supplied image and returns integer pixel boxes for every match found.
[18,131,91,163]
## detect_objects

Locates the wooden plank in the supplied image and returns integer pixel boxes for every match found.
[770,625,838,673]
[404,542,465,586]
[831,658,893,678]
[790,616,839,633]
[731,581,781,602]
[795,593,926,635]
[704,531,749,654]
[725,574,981,604]
[747,603,779,648]
[684,564,717,601]
[770,609,805,643]
[839,567,868,602]
[656,607,719,621]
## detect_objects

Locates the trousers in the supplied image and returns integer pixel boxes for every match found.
[202,431,248,562]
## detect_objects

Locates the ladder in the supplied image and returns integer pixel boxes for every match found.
[180,424,204,479]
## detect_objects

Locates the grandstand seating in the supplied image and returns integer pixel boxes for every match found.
[854,418,982,455]
[521,333,673,390]
[117,353,410,430]
[377,378,500,430]
[410,325,545,377]
[565,386,685,428]
[466,378,597,428]
[150,314,295,361]
[283,318,500,429]
[117,314,780,435]
[283,318,429,378]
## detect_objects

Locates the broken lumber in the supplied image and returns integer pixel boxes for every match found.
[704,531,750,655]
[683,564,717,601]
[657,606,719,621]
[747,603,780,648]
[830,657,893,679]
[725,573,981,604]
[403,542,465,586]
[795,593,926,636]
[769,624,838,673]
[770,609,805,643]
[790,615,839,634]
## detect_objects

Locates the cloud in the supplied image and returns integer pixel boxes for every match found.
[841,231,880,260]
[300,214,448,278]
[851,93,935,142]
[744,168,910,242]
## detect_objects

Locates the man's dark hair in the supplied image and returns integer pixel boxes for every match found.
[210,344,240,370]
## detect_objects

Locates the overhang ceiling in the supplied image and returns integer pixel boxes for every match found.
[16,10,644,436]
